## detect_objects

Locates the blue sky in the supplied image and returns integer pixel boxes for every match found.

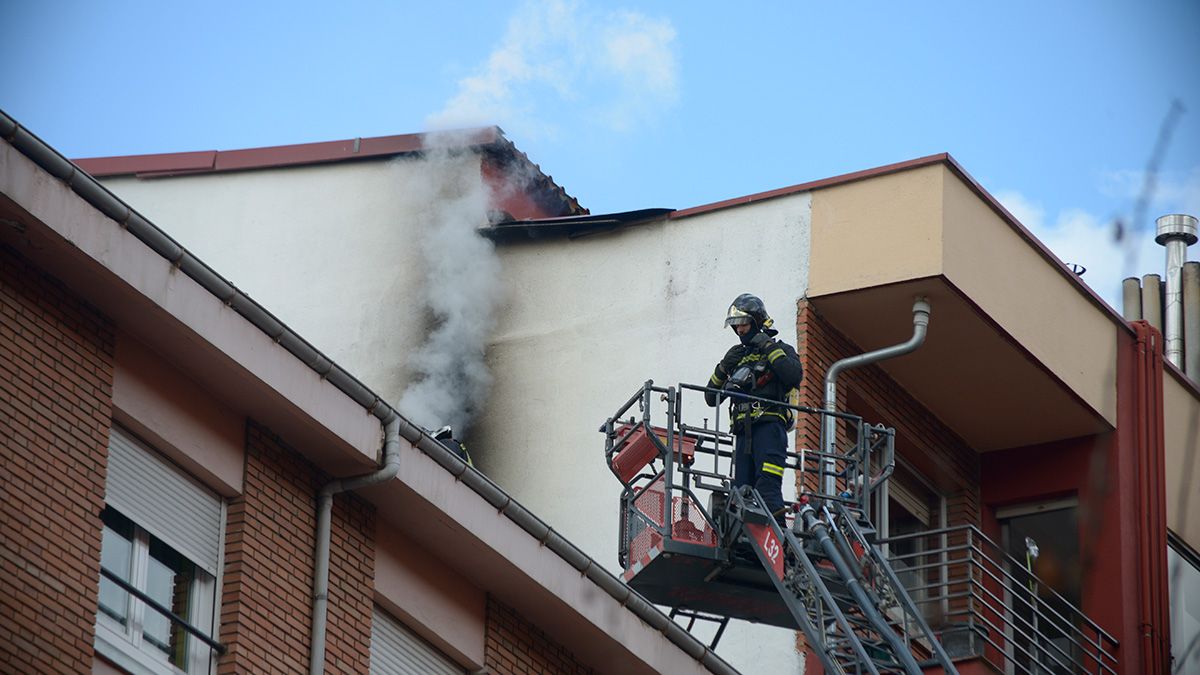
[3,1,1198,307]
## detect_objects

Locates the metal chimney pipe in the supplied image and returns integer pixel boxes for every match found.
[1142,274,1163,335]
[1156,214,1198,368]
[1122,277,1143,322]
[1183,261,1200,380]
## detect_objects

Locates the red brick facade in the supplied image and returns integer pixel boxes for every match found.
[219,422,376,674]
[484,596,595,675]
[795,299,980,519]
[0,246,115,672]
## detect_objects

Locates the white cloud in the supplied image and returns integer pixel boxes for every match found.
[994,190,1045,235]
[426,0,678,136]
[1099,167,1200,217]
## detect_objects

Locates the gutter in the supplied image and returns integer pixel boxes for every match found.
[0,109,740,675]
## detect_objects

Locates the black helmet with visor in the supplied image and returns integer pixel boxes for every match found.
[724,293,777,336]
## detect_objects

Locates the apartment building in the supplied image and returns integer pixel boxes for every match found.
[0,111,739,675]
[32,117,1200,673]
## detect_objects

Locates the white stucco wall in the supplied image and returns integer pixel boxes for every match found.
[100,156,481,406]
[100,163,814,673]
[478,194,812,673]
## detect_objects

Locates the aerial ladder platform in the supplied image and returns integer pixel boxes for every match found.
[601,381,959,674]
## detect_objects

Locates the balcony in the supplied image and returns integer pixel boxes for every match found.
[879,525,1119,674]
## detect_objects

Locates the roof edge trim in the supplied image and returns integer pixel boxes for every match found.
[71,127,502,177]
[670,153,953,220]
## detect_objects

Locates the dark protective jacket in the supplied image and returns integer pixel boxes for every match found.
[438,437,473,466]
[705,337,803,427]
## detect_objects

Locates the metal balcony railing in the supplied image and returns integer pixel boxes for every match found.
[878,525,1119,674]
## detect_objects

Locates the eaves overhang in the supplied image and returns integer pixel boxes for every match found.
[808,277,1115,451]
[803,159,1124,451]
[359,446,737,675]
[73,127,500,178]
[1,117,382,475]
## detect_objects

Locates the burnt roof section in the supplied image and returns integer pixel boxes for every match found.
[73,127,587,218]
[479,208,672,241]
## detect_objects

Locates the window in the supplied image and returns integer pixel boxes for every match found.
[96,428,224,675]
[875,463,947,629]
[998,499,1081,674]
[1169,537,1200,675]
[98,507,216,673]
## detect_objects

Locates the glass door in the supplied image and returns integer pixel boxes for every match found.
[998,500,1081,674]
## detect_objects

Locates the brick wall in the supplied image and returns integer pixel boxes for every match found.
[218,421,376,674]
[795,299,980,513]
[483,596,595,675]
[0,246,115,672]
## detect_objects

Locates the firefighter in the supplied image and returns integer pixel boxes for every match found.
[433,425,473,466]
[704,294,803,524]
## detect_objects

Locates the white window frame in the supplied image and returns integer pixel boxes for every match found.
[874,460,948,642]
[96,515,219,675]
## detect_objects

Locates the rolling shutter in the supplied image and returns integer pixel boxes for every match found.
[105,427,223,575]
[371,606,465,675]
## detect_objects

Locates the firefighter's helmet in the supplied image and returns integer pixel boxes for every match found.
[724,293,777,335]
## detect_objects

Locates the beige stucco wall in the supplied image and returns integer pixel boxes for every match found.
[807,163,945,297]
[100,160,813,673]
[940,167,1118,426]
[809,163,1118,430]
[1163,370,1200,551]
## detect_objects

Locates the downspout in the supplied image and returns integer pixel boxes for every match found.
[821,297,931,496]
[1132,322,1170,675]
[309,411,464,674]
[309,411,401,675]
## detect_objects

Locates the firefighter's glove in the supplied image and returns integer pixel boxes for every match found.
[719,344,748,376]
[748,331,774,352]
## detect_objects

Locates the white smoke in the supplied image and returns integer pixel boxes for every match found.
[426,0,678,136]
[397,0,678,435]
[396,136,503,433]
